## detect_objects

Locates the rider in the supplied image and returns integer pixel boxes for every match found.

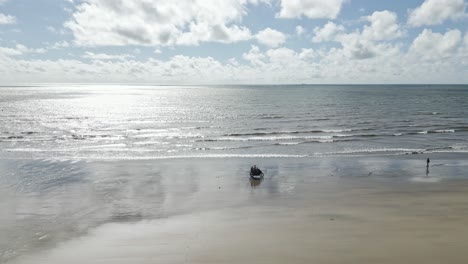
[251,165,262,175]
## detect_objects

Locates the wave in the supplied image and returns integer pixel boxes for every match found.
[451,126,468,131]
[274,139,335,145]
[82,144,127,149]
[2,148,45,152]
[273,142,303,146]
[450,144,468,150]
[4,145,467,160]
[431,129,455,133]
[317,148,427,156]
[429,144,468,153]
[198,134,351,142]
[415,129,455,135]
[223,129,353,137]
[258,115,285,119]
[133,141,168,146]
[193,145,256,151]
[63,154,311,160]
[2,147,164,153]
[322,129,353,133]
[131,133,203,139]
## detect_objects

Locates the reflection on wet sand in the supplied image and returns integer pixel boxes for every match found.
[2,155,468,263]
[11,178,468,264]
[249,176,263,188]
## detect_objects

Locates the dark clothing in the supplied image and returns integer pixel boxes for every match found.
[250,166,262,176]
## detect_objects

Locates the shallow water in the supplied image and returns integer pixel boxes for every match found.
[0,84,467,159]
[1,156,468,263]
[1,156,468,262]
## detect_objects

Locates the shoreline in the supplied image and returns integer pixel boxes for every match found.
[0,150,467,160]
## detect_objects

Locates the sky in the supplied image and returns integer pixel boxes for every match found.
[0,0,467,84]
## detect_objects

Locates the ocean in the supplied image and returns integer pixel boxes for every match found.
[0,84,467,160]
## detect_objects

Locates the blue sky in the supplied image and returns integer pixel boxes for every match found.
[0,0,467,84]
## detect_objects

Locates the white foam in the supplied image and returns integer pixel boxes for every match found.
[69,154,310,160]
[322,148,425,155]
[433,129,455,133]
[213,135,346,142]
[3,148,44,152]
[322,129,353,133]
[132,133,203,139]
[133,141,168,145]
[276,142,302,146]
[82,144,127,149]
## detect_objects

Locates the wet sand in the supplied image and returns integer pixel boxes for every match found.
[2,155,468,263]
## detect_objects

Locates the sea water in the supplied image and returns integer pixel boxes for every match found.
[1,84,468,263]
[0,84,467,159]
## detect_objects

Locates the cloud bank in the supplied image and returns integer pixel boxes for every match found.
[0,0,466,84]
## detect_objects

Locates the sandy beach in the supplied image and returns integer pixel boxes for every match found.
[1,155,468,263]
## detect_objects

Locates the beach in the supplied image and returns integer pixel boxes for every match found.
[2,154,468,263]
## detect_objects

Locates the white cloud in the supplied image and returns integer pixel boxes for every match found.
[312,22,344,42]
[0,46,23,57]
[277,0,346,19]
[295,25,305,36]
[0,44,45,57]
[242,45,265,66]
[82,52,135,61]
[228,57,239,66]
[51,41,70,49]
[362,11,403,41]
[255,27,287,47]
[298,48,315,60]
[266,47,297,62]
[408,0,466,27]
[0,41,467,84]
[410,29,462,59]
[312,11,403,60]
[335,33,379,59]
[176,24,252,46]
[65,0,266,47]
[0,13,16,24]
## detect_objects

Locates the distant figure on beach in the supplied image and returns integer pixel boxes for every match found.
[426,158,430,168]
[250,165,263,176]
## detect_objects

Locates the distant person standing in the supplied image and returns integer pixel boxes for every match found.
[426,158,430,168]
